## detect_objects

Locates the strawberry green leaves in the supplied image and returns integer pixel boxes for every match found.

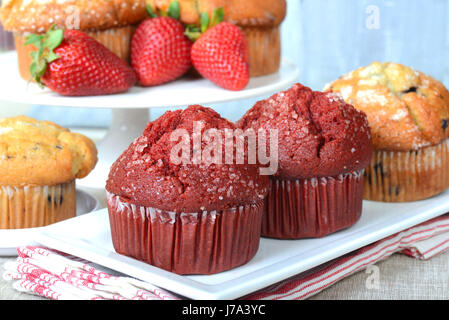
[200,12,210,33]
[25,25,64,87]
[145,2,224,42]
[146,4,158,18]
[210,7,225,27]
[33,29,136,96]
[146,0,180,20]
[184,25,202,42]
[185,7,224,41]
[167,1,181,20]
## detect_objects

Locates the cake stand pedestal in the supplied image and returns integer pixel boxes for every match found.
[0,51,300,188]
[79,108,150,188]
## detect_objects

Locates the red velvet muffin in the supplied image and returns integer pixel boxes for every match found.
[106,105,269,274]
[237,83,373,239]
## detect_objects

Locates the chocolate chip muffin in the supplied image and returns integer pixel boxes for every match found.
[238,83,373,239]
[106,105,269,274]
[326,62,449,202]
[0,116,97,229]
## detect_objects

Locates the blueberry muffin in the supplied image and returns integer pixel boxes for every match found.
[326,62,449,202]
[0,116,97,229]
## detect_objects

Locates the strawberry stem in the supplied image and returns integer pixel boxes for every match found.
[167,1,180,20]
[184,25,202,41]
[200,12,209,33]
[210,7,224,27]
[146,4,158,18]
[25,25,64,87]
[146,1,181,19]
[184,7,225,42]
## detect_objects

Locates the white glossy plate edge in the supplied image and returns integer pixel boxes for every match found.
[34,192,449,300]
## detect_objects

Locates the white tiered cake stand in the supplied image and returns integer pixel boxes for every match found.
[0,51,300,188]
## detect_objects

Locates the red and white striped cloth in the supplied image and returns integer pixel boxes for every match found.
[3,214,449,300]
[3,246,180,300]
[244,214,449,300]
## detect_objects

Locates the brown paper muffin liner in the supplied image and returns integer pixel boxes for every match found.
[0,180,76,229]
[107,193,264,275]
[263,170,364,239]
[14,25,134,81]
[364,139,449,202]
[86,26,134,61]
[241,26,281,77]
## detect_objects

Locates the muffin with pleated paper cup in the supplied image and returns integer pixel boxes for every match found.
[106,105,269,275]
[0,116,97,229]
[0,0,147,80]
[326,62,449,202]
[237,83,373,239]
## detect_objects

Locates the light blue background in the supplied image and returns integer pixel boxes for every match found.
[26,0,449,127]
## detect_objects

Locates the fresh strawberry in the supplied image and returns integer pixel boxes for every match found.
[26,27,136,96]
[131,16,192,86]
[190,21,250,91]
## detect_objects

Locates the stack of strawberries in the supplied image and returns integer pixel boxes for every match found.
[26,1,250,97]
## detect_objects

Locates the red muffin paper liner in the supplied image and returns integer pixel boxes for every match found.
[107,193,264,275]
[263,170,364,239]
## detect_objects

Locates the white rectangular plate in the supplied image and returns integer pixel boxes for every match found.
[35,190,449,300]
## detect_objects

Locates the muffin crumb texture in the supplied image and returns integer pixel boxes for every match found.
[147,0,286,27]
[106,105,269,213]
[237,83,373,179]
[326,62,449,151]
[0,0,147,33]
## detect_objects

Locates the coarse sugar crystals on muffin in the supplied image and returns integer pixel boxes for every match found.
[326,62,449,202]
[106,105,269,275]
[0,116,97,229]
[237,83,373,239]
[0,0,147,80]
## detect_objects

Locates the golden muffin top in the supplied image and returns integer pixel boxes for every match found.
[325,62,449,151]
[0,0,147,33]
[0,116,97,186]
[147,0,286,27]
